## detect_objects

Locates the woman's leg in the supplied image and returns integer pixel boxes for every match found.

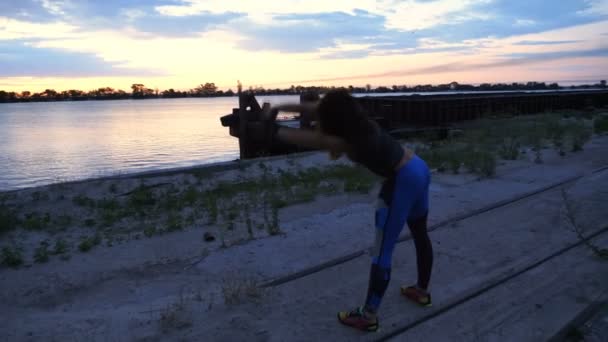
[402,157,433,304]
[364,168,426,314]
[407,213,432,290]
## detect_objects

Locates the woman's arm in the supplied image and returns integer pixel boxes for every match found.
[275,126,349,154]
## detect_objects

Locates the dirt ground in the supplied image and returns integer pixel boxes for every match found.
[1,135,608,341]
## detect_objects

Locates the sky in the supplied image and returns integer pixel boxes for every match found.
[1,0,607,92]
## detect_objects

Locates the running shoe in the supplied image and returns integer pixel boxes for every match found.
[337,306,379,332]
[401,285,432,307]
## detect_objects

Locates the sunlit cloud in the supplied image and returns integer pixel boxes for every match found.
[514,40,583,45]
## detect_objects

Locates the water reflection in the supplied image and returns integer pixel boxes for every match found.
[0,97,283,190]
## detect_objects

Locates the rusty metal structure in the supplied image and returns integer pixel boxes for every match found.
[220,90,608,160]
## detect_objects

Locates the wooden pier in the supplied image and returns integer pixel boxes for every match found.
[220,90,608,159]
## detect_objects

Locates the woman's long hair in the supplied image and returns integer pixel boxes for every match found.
[316,90,376,145]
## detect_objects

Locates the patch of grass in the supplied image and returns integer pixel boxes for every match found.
[203,196,218,224]
[84,218,96,227]
[34,241,50,263]
[244,205,254,239]
[53,215,72,230]
[464,149,496,177]
[448,154,461,174]
[190,168,213,182]
[166,212,182,232]
[144,226,157,237]
[22,212,51,230]
[0,204,19,234]
[99,208,124,228]
[72,194,96,207]
[182,186,200,206]
[268,203,280,236]
[31,191,49,202]
[78,234,102,252]
[568,120,592,152]
[1,246,23,268]
[159,290,192,333]
[292,187,316,204]
[97,198,119,211]
[594,115,608,134]
[221,276,264,305]
[227,206,239,221]
[185,213,196,226]
[52,238,69,255]
[498,137,521,160]
[96,198,124,227]
[129,185,156,208]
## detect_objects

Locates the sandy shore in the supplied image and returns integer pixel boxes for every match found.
[1,129,608,341]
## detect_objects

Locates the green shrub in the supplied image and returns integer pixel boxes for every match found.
[204,196,218,224]
[1,246,23,267]
[78,234,101,252]
[54,215,73,230]
[0,204,19,234]
[498,137,521,160]
[182,187,199,206]
[22,212,51,230]
[31,191,49,201]
[129,186,156,208]
[84,218,96,227]
[72,194,96,207]
[34,241,50,263]
[144,226,157,237]
[479,151,497,177]
[464,149,496,177]
[594,115,608,134]
[53,238,69,254]
[166,212,182,232]
[567,120,592,152]
[448,156,461,174]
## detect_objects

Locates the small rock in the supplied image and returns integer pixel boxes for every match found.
[204,232,215,242]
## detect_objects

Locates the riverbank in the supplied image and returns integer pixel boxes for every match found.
[1,110,608,340]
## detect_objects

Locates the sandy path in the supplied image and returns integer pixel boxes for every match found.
[1,136,608,341]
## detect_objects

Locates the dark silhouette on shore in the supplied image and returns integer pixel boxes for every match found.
[0,80,605,103]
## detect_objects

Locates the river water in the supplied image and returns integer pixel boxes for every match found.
[0,89,599,191]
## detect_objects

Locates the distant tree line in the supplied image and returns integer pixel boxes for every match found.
[0,80,606,103]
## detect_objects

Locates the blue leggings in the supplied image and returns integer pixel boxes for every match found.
[364,155,432,313]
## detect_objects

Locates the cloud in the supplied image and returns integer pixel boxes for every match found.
[514,40,583,45]
[0,0,57,21]
[290,47,608,84]
[0,41,165,77]
[0,1,242,38]
[235,10,387,52]
[320,50,372,59]
[130,12,242,36]
[59,0,241,36]
[0,17,77,40]
[502,47,608,60]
